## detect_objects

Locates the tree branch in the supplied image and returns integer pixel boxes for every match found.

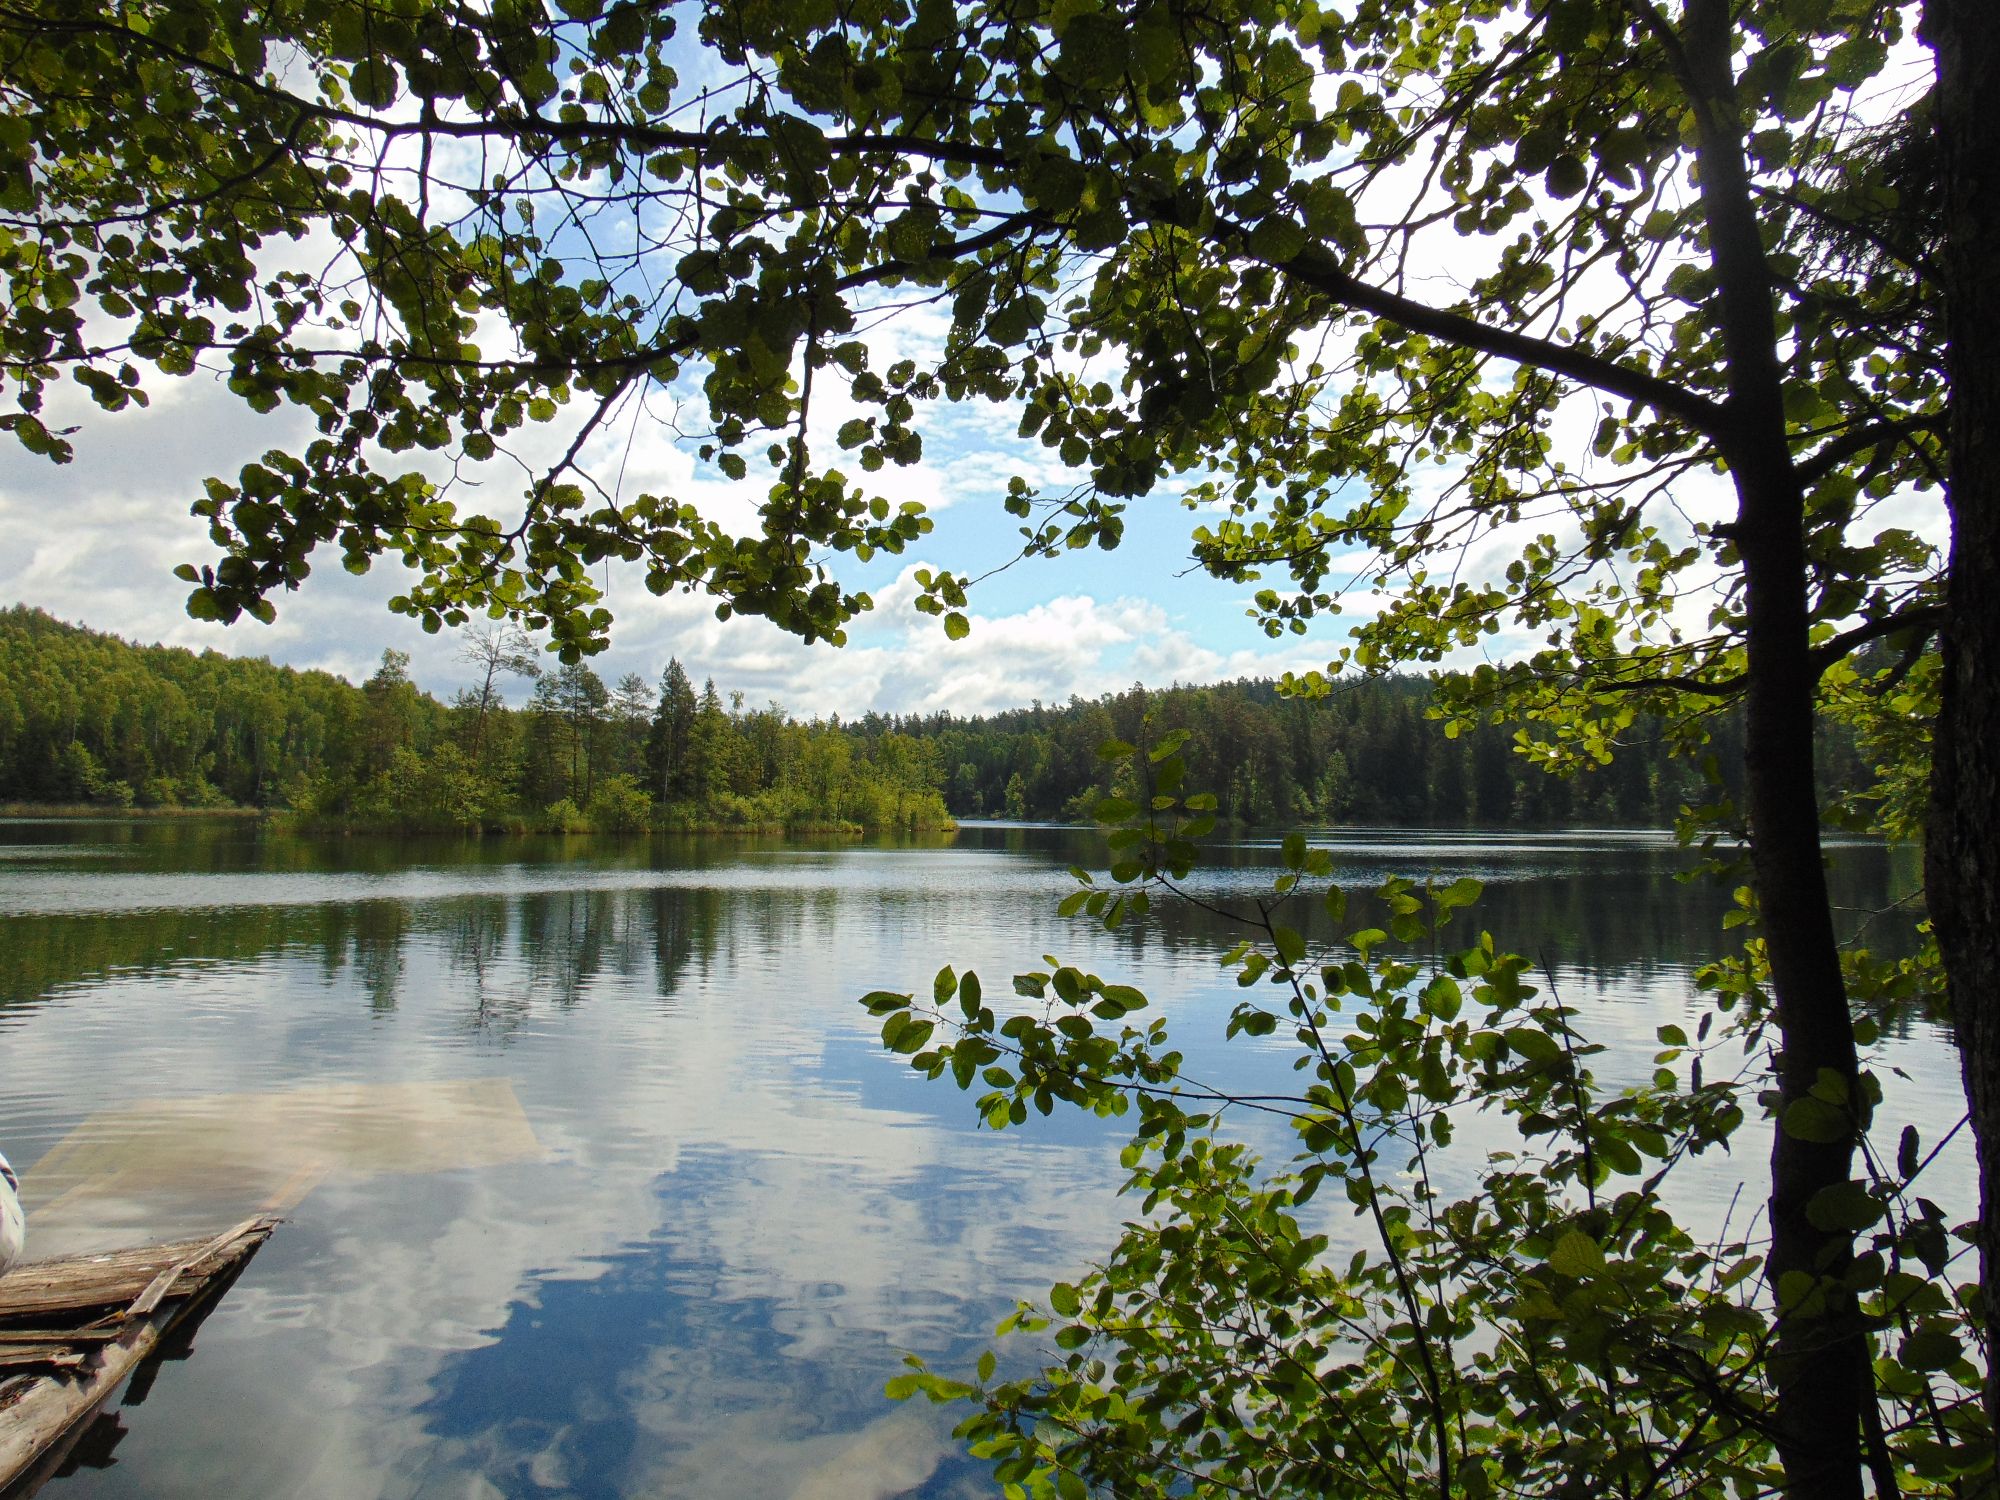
[1197,209,1736,442]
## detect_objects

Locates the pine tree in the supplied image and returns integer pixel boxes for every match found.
[648,660,698,803]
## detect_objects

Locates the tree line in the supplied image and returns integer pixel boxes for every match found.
[873,676,1880,828]
[3,604,1888,834]
[0,608,948,832]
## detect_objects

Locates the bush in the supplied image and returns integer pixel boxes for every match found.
[866,738,1992,1497]
[585,774,653,832]
[540,797,588,833]
[137,775,182,808]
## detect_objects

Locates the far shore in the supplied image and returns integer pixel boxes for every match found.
[0,802,269,820]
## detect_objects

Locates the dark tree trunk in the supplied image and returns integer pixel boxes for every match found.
[1924,0,2000,1439]
[1735,463,1866,1498]
[1732,394,1870,1499]
[1682,1,1866,1490]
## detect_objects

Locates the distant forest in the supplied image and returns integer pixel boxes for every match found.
[883,676,1876,826]
[0,605,1879,830]
[0,607,947,832]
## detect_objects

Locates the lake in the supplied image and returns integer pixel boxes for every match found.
[0,819,1961,1498]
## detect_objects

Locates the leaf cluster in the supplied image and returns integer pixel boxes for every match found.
[863,736,1990,1496]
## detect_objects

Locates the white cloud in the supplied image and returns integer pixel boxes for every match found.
[0,361,1342,714]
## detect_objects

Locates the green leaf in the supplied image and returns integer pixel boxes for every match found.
[1247,216,1308,262]
[1806,1180,1884,1233]
[1899,1325,1963,1373]
[1435,876,1482,911]
[1781,1095,1851,1144]
[1419,975,1462,1021]
[1099,984,1146,1012]
[1548,1230,1605,1278]
[1545,155,1589,197]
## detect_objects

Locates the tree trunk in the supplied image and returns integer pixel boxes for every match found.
[1738,489,1867,1498]
[1924,0,2000,1439]
[1681,0,1867,1489]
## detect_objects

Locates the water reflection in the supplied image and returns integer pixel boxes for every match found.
[0,818,1951,1499]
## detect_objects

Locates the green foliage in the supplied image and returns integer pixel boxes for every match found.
[0,607,951,834]
[539,796,589,834]
[0,0,1941,686]
[891,675,1880,827]
[864,740,1991,1496]
[585,773,654,832]
[0,605,394,808]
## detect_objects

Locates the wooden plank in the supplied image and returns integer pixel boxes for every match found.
[0,1360,86,1384]
[23,1078,544,1230]
[0,1334,118,1349]
[0,1217,276,1497]
[125,1218,268,1320]
[0,1226,264,1326]
[0,1338,154,1494]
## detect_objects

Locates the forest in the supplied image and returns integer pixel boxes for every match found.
[0,606,949,832]
[0,605,1882,832]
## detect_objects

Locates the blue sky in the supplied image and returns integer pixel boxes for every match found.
[0,327,1352,717]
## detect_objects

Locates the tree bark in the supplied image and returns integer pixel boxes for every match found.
[1681,0,1866,1490]
[1924,0,2000,1442]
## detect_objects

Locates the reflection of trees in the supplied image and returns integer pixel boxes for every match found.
[969,827,1923,1000]
[649,886,722,1003]
[1,856,837,1038]
[445,899,527,1040]
[0,904,311,1012]
[518,889,619,1010]
[2,825,1923,1044]
[350,900,412,1013]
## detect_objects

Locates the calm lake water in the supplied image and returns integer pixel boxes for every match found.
[0,819,1963,1499]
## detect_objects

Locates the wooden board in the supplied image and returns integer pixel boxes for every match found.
[0,1225,270,1326]
[0,1217,276,1497]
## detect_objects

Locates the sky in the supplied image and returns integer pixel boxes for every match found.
[0,29,1940,724]
[0,298,1366,720]
[0,14,1427,722]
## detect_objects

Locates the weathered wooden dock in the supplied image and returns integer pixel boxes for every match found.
[0,1216,277,1497]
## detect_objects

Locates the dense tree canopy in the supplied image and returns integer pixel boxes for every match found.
[896,676,1780,825]
[3,0,1991,1492]
[9,601,1835,827]
[0,607,950,829]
